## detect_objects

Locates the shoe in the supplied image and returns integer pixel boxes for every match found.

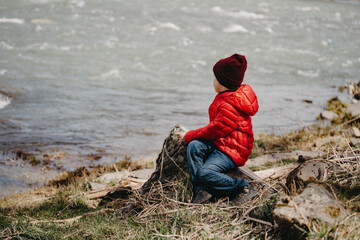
[231,185,258,204]
[192,190,212,204]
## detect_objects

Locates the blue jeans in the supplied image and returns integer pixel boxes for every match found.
[187,139,248,198]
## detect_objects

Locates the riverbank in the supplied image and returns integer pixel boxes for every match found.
[1,0,359,198]
[1,89,359,239]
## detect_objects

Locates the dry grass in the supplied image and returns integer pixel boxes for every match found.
[1,144,360,239]
[1,95,360,239]
[112,177,281,240]
[308,214,360,240]
[326,146,360,190]
[49,156,155,187]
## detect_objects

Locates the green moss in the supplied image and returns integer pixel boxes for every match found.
[326,97,347,116]
[249,158,297,172]
[323,96,360,128]
[281,158,298,165]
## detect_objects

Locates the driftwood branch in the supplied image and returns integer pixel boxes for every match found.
[253,163,300,180]
[83,186,132,200]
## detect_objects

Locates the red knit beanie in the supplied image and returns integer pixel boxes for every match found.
[213,54,247,89]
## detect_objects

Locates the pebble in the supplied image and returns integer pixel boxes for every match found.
[347,102,360,116]
[350,126,360,138]
[320,110,338,120]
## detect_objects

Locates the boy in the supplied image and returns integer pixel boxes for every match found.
[177,53,259,203]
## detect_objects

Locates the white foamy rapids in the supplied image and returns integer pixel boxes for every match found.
[70,0,85,7]
[31,18,53,24]
[196,26,212,33]
[157,22,181,31]
[211,6,265,19]
[0,42,13,50]
[271,46,318,56]
[99,69,121,79]
[342,60,353,67]
[295,6,320,12]
[223,24,249,33]
[0,70,7,75]
[180,37,193,46]
[191,60,207,69]
[297,69,320,78]
[266,27,274,34]
[0,94,11,109]
[0,18,24,24]
[335,12,342,21]
[30,0,51,3]
[24,42,79,51]
[102,37,119,48]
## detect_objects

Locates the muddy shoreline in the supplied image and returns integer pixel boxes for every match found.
[0,82,359,199]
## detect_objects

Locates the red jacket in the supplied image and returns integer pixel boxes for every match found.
[185,84,258,166]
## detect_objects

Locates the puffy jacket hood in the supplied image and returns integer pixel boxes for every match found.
[220,84,258,116]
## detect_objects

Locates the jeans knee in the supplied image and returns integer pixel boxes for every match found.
[197,167,211,182]
[187,140,203,153]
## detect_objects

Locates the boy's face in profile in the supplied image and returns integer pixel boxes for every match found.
[213,77,227,93]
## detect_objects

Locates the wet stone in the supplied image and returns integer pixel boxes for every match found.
[320,110,339,120]
[273,183,349,240]
[88,181,107,191]
[286,160,329,194]
[350,126,360,138]
[97,170,130,184]
[130,168,156,180]
[346,102,360,116]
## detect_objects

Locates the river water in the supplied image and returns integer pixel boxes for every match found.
[0,0,359,197]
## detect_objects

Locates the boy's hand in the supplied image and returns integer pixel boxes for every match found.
[175,131,187,142]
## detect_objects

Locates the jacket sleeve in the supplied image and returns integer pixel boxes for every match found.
[185,103,238,143]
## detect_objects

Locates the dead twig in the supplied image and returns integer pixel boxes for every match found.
[30,208,114,224]
[244,216,272,226]
[234,229,254,240]
[332,115,360,131]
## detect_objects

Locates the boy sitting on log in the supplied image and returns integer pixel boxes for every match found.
[177,54,259,203]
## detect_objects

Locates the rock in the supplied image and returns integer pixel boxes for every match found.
[297,155,313,163]
[97,170,130,184]
[350,137,360,146]
[350,126,360,138]
[273,183,349,240]
[130,168,156,180]
[286,160,329,194]
[312,136,349,149]
[97,170,146,190]
[247,150,322,168]
[320,110,339,120]
[348,81,360,103]
[346,102,360,116]
[88,182,107,191]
